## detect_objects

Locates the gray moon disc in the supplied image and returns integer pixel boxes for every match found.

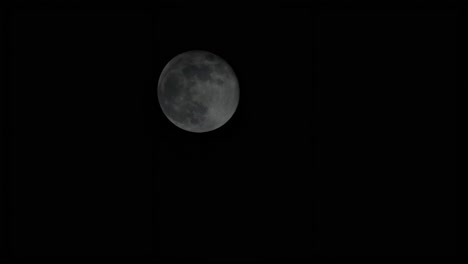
[157,50,239,133]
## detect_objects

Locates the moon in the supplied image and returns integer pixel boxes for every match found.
[157,50,239,133]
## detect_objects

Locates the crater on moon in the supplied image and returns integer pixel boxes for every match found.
[157,50,239,133]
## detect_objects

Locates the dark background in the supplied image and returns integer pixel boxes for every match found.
[2,0,462,260]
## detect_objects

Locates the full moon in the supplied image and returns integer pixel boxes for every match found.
[157,50,239,133]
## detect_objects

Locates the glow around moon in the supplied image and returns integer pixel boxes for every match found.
[157,50,239,133]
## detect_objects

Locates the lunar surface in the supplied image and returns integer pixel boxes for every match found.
[157,50,239,133]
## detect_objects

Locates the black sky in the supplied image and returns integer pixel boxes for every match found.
[2,0,462,260]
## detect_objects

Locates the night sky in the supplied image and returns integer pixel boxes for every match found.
[3,0,461,260]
